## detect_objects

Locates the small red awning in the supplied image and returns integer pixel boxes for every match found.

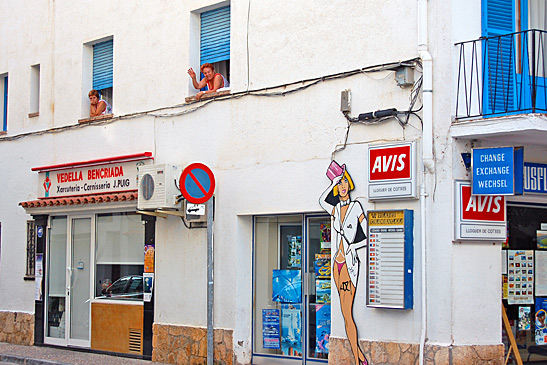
[20,192,138,209]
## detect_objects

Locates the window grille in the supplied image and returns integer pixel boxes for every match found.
[26,220,36,278]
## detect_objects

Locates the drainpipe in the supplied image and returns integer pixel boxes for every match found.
[418,0,433,364]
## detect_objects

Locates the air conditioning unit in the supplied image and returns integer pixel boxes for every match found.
[138,164,181,210]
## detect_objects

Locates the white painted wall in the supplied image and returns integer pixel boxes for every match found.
[1,0,523,363]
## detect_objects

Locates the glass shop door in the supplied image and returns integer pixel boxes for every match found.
[304,216,331,364]
[44,215,93,348]
[252,214,331,364]
[67,216,92,347]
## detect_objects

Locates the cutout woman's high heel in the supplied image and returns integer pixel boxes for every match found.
[360,358,369,365]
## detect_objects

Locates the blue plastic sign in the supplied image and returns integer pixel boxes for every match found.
[179,163,216,204]
[37,226,43,238]
[472,147,523,195]
[524,162,547,194]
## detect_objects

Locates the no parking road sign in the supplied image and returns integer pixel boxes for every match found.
[179,163,216,204]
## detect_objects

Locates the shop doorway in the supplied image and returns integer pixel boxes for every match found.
[253,214,332,364]
[43,212,146,352]
[45,215,94,347]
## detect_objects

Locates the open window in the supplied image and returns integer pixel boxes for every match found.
[199,6,231,90]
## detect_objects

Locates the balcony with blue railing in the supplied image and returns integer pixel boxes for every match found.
[453,29,547,145]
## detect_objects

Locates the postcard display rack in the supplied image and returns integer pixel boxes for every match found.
[367,210,414,309]
[505,245,547,346]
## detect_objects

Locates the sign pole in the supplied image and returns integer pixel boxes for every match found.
[207,197,214,365]
[179,163,216,364]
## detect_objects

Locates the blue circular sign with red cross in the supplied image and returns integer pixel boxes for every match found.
[179,163,216,204]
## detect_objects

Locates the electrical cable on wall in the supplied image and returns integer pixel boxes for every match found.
[334,64,424,157]
[0,58,420,142]
[179,215,191,229]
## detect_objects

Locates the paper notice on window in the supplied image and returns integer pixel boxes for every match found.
[143,273,154,302]
[35,254,43,301]
[502,250,507,274]
[536,251,547,296]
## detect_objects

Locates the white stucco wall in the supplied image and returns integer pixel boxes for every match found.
[0,0,520,362]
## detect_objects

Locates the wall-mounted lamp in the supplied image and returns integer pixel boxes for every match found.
[461,153,471,170]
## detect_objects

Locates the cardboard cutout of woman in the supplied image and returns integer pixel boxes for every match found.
[319,161,368,365]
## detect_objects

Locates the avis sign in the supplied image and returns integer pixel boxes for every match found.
[454,180,506,241]
[368,142,417,200]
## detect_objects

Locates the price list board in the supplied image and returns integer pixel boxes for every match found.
[367,210,414,310]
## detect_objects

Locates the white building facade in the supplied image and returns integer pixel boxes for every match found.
[2,0,545,364]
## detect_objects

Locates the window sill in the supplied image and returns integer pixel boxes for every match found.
[78,114,114,124]
[185,90,230,103]
[28,112,39,118]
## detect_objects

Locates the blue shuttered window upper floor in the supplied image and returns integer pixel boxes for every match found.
[93,40,113,91]
[481,0,547,115]
[482,0,514,37]
[200,6,230,65]
[482,0,516,115]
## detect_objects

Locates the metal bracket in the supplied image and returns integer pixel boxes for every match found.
[136,210,168,219]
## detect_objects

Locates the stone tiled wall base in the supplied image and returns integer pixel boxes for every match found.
[0,311,34,345]
[152,324,233,365]
[329,337,504,365]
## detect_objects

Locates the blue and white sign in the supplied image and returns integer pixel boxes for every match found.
[262,309,280,349]
[525,162,547,194]
[472,147,523,195]
[37,226,43,239]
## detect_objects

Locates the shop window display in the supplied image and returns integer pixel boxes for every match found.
[95,213,144,300]
[253,215,331,363]
[504,204,547,362]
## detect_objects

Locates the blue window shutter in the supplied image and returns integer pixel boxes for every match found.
[200,6,230,65]
[93,40,113,90]
[482,0,515,114]
[3,76,7,132]
[482,0,514,38]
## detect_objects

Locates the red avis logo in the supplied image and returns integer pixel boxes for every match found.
[461,185,505,222]
[369,145,411,181]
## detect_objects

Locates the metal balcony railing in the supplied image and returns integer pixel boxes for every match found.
[455,29,547,119]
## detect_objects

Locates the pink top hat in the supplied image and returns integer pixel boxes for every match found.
[326,160,345,181]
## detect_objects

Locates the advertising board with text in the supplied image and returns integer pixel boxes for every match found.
[454,180,506,241]
[525,162,547,194]
[38,159,152,198]
[367,209,414,310]
[368,142,417,200]
[471,146,523,195]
